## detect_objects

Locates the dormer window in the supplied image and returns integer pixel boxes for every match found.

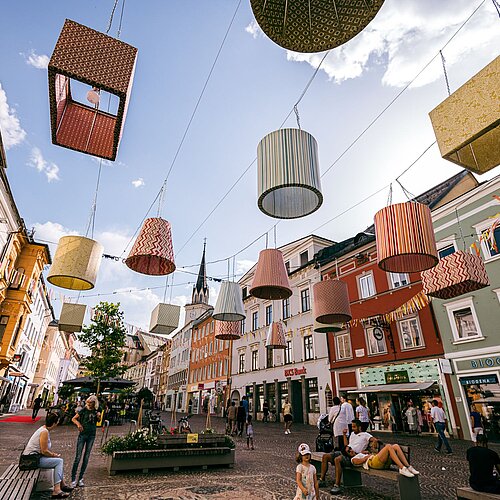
[300,251,308,267]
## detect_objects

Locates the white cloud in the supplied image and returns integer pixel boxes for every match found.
[245,20,262,39]
[0,83,26,149]
[27,147,60,182]
[279,1,500,88]
[32,221,78,253]
[236,259,255,275]
[22,50,49,70]
[132,178,145,188]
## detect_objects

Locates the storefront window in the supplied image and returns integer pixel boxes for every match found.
[246,386,253,413]
[257,384,264,413]
[307,378,320,413]
[398,317,424,349]
[267,383,276,413]
[365,327,387,355]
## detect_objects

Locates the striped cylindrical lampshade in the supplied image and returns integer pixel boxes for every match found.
[125,217,175,276]
[374,202,438,273]
[215,320,242,341]
[48,235,103,290]
[213,281,246,322]
[265,321,286,349]
[250,249,292,300]
[313,320,344,334]
[257,128,322,219]
[313,280,352,325]
[421,250,489,299]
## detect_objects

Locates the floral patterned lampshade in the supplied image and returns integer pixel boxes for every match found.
[215,320,242,341]
[313,280,352,325]
[59,302,87,333]
[250,249,292,300]
[265,321,286,349]
[213,281,246,322]
[149,303,181,335]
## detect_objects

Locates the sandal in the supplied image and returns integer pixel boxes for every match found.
[51,492,70,498]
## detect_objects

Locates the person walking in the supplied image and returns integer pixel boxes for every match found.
[227,401,237,435]
[32,395,43,420]
[262,400,269,423]
[470,404,484,442]
[467,433,500,493]
[283,398,293,434]
[71,395,100,488]
[294,443,319,500]
[340,396,354,434]
[328,396,348,451]
[246,414,255,450]
[236,401,247,436]
[355,398,370,432]
[431,399,452,454]
[242,395,249,418]
[188,398,193,415]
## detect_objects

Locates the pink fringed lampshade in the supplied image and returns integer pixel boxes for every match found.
[313,280,352,325]
[250,249,292,300]
[374,202,438,273]
[215,320,242,341]
[125,217,175,276]
[421,251,489,300]
[265,321,286,349]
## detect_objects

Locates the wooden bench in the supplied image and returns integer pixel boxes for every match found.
[457,486,500,499]
[0,464,40,500]
[311,447,421,500]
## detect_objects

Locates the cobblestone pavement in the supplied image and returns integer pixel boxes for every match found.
[1,410,496,500]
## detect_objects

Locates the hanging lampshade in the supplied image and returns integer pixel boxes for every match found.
[48,235,103,290]
[429,56,500,175]
[215,320,242,341]
[313,320,344,334]
[59,302,87,333]
[125,218,175,276]
[213,281,246,322]
[250,249,292,300]
[149,303,181,335]
[257,128,323,219]
[265,321,286,349]
[250,0,385,53]
[374,202,438,273]
[313,280,352,325]
[48,19,137,161]
[421,251,489,300]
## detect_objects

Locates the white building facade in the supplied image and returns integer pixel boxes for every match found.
[166,324,192,412]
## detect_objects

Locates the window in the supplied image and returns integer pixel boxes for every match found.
[266,348,273,368]
[398,317,424,349]
[265,305,273,326]
[301,289,310,312]
[307,378,320,413]
[365,327,387,355]
[252,311,259,331]
[389,272,409,289]
[285,261,290,273]
[242,287,248,299]
[359,274,375,299]
[239,353,245,373]
[284,339,293,364]
[303,335,314,360]
[300,250,309,267]
[282,298,290,319]
[0,316,9,343]
[251,350,259,371]
[335,332,352,360]
[476,221,500,260]
[445,298,483,341]
[438,244,456,259]
[240,318,246,334]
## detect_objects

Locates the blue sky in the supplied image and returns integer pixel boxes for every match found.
[0,0,499,330]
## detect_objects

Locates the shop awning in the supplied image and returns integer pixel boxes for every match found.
[354,382,437,393]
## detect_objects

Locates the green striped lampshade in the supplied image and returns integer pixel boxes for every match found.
[213,281,246,322]
[257,128,322,219]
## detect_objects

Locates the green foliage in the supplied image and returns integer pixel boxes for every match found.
[224,435,236,449]
[78,302,126,383]
[136,387,154,403]
[57,385,75,400]
[101,428,159,456]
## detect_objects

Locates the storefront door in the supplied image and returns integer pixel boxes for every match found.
[292,380,303,424]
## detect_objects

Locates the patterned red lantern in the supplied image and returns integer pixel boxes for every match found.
[125,218,175,276]
[421,251,489,300]
[265,322,286,349]
[313,280,352,325]
[250,249,292,300]
[374,202,438,273]
[215,320,242,341]
[48,19,137,161]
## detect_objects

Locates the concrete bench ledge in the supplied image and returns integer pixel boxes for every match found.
[457,486,500,499]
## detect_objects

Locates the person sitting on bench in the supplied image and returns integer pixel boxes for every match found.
[466,433,500,494]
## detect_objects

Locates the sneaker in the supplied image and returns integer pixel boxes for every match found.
[330,485,342,494]
[407,465,420,475]
[70,481,77,489]
[399,467,415,478]
[434,447,441,453]
[78,479,85,487]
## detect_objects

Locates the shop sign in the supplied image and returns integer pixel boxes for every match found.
[284,366,307,377]
[355,349,365,358]
[384,370,409,384]
[457,356,500,371]
[460,374,499,386]
[198,383,204,390]
[187,433,199,443]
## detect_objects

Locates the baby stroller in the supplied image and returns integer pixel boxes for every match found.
[315,413,334,453]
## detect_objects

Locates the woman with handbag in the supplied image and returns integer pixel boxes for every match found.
[22,412,73,498]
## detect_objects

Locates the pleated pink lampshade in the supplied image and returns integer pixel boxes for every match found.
[215,320,242,341]
[250,249,292,300]
[421,251,489,299]
[374,202,438,273]
[125,217,175,276]
[313,280,352,325]
[265,321,286,349]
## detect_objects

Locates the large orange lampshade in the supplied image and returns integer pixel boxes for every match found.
[265,321,286,349]
[250,249,292,300]
[313,280,352,325]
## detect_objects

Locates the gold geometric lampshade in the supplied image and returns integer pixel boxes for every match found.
[313,280,352,325]
[429,56,500,175]
[374,202,438,273]
[250,249,292,300]
[250,0,385,53]
[215,320,242,341]
[265,321,286,349]
[47,235,103,290]
[125,217,175,276]
[149,303,181,335]
[313,320,344,334]
[213,281,246,322]
[59,302,87,333]
[257,128,322,219]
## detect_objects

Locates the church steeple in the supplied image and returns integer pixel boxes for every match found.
[192,240,209,304]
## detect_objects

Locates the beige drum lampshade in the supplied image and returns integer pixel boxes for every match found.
[59,302,87,333]
[250,0,385,53]
[48,235,103,290]
[429,56,500,175]
[215,320,242,341]
[313,280,352,325]
[257,129,322,219]
[265,321,286,349]
[213,281,246,322]
[313,320,344,334]
[250,249,292,300]
[374,202,438,274]
[421,251,489,300]
[149,303,181,335]
[125,217,175,276]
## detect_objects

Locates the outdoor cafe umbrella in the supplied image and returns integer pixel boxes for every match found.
[62,376,134,393]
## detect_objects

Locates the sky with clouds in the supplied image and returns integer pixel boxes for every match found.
[0,0,498,334]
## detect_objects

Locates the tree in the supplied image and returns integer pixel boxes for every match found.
[78,302,126,393]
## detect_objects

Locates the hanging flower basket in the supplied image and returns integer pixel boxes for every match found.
[313,280,352,325]
[250,249,292,300]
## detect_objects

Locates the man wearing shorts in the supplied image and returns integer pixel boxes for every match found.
[283,398,293,434]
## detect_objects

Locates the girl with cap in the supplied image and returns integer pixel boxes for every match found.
[294,443,319,500]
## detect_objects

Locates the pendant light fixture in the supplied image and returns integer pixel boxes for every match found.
[313,279,352,325]
[213,281,246,322]
[215,320,242,341]
[59,302,87,333]
[313,320,344,334]
[250,248,292,300]
[149,303,181,335]
[265,321,286,349]
[48,235,103,290]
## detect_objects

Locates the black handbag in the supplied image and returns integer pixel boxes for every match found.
[19,452,41,471]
